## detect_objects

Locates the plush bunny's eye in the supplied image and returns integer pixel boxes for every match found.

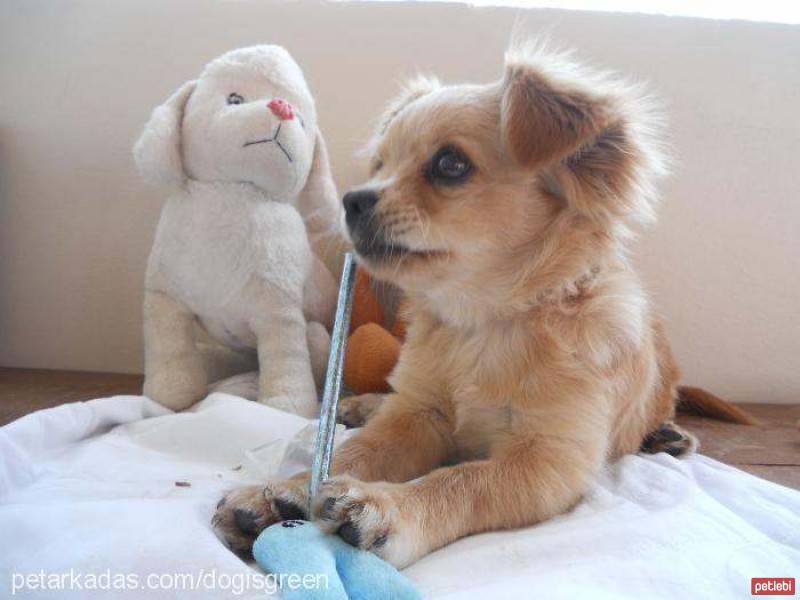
[227,93,245,105]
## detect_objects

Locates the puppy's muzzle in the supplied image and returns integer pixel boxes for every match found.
[343,189,379,232]
[342,189,399,262]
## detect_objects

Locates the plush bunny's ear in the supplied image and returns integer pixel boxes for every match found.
[133,80,196,185]
[295,128,347,278]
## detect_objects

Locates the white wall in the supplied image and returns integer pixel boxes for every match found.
[1,0,798,403]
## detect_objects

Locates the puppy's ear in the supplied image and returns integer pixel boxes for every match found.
[133,80,196,186]
[500,57,612,168]
[295,128,347,277]
[501,48,667,228]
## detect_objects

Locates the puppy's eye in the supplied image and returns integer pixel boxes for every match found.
[372,159,384,174]
[227,93,245,105]
[428,147,473,184]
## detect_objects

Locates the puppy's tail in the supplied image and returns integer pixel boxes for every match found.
[676,386,758,425]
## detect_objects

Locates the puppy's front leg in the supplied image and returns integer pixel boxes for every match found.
[251,305,318,417]
[143,289,207,410]
[332,393,455,481]
[213,394,454,553]
[315,431,608,567]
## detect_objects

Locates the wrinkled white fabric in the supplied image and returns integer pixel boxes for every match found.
[1,394,797,599]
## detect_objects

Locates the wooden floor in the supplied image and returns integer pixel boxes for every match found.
[0,368,144,425]
[1,367,798,489]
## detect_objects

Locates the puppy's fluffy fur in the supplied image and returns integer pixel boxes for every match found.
[215,43,700,567]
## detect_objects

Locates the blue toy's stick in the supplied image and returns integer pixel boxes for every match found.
[253,252,421,600]
[309,252,357,509]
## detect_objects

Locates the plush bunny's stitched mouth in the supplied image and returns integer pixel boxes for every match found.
[243,123,293,163]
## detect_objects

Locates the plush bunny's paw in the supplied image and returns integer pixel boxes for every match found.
[143,360,207,411]
[258,394,319,419]
[312,475,416,567]
[212,479,310,557]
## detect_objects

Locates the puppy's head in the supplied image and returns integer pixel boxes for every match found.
[344,44,666,305]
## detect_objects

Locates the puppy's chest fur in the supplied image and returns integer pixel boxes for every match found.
[410,312,549,460]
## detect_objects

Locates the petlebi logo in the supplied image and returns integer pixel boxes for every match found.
[751,578,795,596]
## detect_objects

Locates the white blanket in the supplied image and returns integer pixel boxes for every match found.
[1,394,798,599]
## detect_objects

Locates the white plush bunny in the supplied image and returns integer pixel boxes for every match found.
[134,45,344,417]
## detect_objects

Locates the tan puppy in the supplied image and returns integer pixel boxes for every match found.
[214,43,726,567]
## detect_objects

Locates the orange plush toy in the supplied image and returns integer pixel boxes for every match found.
[343,268,406,394]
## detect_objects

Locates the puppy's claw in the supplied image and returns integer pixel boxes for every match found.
[212,479,310,556]
[338,521,361,547]
[311,476,408,562]
[274,497,307,521]
[320,496,339,520]
[233,508,261,536]
[212,485,274,557]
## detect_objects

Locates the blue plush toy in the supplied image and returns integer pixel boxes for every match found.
[253,519,420,600]
[251,254,421,600]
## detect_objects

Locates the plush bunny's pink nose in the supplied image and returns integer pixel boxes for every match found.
[268,98,295,121]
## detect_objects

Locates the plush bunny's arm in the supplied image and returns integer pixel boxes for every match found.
[296,131,348,278]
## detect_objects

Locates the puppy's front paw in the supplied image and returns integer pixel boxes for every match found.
[337,394,386,428]
[212,480,310,557]
[312,475,417,567]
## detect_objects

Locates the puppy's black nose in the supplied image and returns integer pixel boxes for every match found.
[343,190,379,223]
